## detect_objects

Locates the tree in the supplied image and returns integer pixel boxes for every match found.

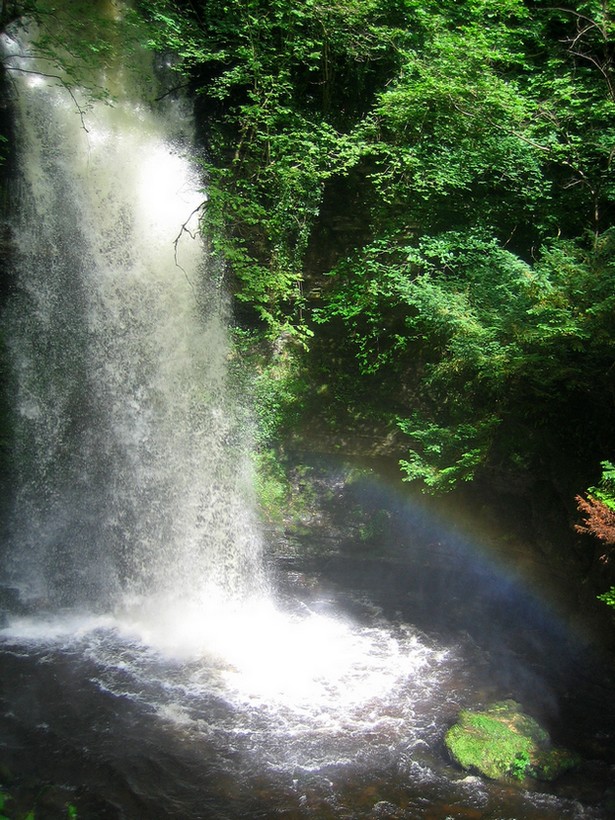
[576,461,615,608]
[133,0,615,492]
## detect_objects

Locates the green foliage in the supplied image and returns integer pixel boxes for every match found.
[315,227,615,489]
[598,586,615,608]
[365,5,548,232]
[200,118,344,338]
[0,786,77,819]
[250,448,319,528]
[511,750,532,780]
[354,505,390,545]
[228,326,309,520]
[250,348,308,447]
[588,460,615,511]
[398,416,500,492]
[251,446,289,523]
[445,700,579,782]
[134,0,615,491]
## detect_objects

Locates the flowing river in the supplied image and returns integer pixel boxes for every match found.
[0,8,614,819]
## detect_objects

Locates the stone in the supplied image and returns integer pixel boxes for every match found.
[445,699,580,782]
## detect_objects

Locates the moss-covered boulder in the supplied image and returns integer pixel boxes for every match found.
[445,700,579,782]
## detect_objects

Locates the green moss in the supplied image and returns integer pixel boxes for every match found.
[445,700,579,782]
[252,448,290,524]
[445,709,535,781]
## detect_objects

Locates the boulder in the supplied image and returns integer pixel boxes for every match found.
[445,699,579,782]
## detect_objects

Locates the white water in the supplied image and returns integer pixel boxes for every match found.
[1,25,265,613]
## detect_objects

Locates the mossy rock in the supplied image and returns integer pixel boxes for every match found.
[445,700,580,782]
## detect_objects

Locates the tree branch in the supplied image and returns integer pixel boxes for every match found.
[154,82,191,102]
[173,200,207,288]
[1,61,90,131]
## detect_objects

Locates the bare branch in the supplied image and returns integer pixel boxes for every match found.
[569,21,603,49]
[547,6,609,38]
[568,49,615,98]
[154,82,191,103]
[173,200,207,288]
[2,62,90,131]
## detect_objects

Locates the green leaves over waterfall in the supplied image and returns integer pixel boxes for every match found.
[4,1,155,104]
[133,0,615,493]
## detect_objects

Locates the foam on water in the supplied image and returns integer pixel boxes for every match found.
[0,591,455,782]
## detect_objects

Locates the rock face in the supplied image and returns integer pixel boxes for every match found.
[445,700,579,782]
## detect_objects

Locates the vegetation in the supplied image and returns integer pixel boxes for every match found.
[576,461,615,608]
[445,700,579,782]
[0,787,76,819]
[129,0,614,503]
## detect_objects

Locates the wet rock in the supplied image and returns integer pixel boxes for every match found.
[370,800,403,817]
[445,699,579,782]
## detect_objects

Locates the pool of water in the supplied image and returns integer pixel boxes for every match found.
[1,553,613,819]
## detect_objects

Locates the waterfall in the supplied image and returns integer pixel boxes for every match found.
[0,18,265,615]
[1,21,600,820]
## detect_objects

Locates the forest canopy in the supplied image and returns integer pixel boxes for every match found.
[131,0,614,497]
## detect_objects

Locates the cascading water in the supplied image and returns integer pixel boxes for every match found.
[0,8,612,820]
[1,17,265,615]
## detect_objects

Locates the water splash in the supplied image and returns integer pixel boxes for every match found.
[0,24,265,612]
